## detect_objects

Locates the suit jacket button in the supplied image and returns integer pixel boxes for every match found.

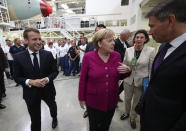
[106,74,109,78]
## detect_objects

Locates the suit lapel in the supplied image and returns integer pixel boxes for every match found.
[25,50,35,71]
[118,38,123,48]
[151,41,186,80]
[23,50,34,72]
[151,49,161,76]
[130,47,135,59]
[125,41,130,48]
[39,50,45,74]
[136,46,146,65]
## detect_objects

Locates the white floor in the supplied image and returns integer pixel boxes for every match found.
[0,72,140,131]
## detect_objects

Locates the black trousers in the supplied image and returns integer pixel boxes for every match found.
[0,71,5,101]
[87,106,115,131]
[25,89,57,131]
[8,60,13,77]
[76,57,80,73]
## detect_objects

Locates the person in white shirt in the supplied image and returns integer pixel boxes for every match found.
[64,39,72,52]
[59,41,67,75]
[53,40,58,49]
[78,37,87,70]
[63,39,71,76]
[45,42,57,62]
[4,39,13,80]
[54,40,61,71]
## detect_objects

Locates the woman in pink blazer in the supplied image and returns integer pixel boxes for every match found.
[78,29,131,131]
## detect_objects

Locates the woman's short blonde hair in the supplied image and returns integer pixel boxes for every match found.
[92,28,115,50]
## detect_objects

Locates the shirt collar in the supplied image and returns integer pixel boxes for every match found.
[170,33,186,48]
[119,38,125,44]
[28,48,39,55]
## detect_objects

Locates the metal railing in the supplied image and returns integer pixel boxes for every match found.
[0,0,10,25]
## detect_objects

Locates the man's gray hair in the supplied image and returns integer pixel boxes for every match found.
[146,0,186,22]
[120,29,130,35]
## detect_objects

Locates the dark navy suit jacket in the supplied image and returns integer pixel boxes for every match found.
[141,41,186,131]
[13,49,58,102]
[85,42,95,53]
[114,38,130,62]
[0,47,8,72]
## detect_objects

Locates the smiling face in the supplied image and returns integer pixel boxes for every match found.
[25,31,42,52]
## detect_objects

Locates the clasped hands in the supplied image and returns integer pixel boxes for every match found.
[117,62,132,74]
[29,78,48,88]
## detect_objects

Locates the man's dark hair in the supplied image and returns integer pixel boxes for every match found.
[81,37,88,43]
[23,28,40,39]
[133,29,149,44]
[48,42,53,46]
[80,33,84,36]
[97,24,106,28]
[94,24,106,32]
[5,39,10,42]
[146,0,186,22]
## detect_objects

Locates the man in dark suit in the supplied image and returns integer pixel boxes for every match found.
[114,29,131,61]
[85,24,106,53]
[140,0,186,131]
[114,29,131,105]
[0,47,8,109]
[13,28,58,131]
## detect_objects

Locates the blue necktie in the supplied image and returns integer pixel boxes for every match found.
[154,43,171,71]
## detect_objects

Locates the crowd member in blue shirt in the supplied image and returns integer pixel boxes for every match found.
[68,40,79,76]
[9,38,25,86]
[9,38,25,57]
[77,33,84,46]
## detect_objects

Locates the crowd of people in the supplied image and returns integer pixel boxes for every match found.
[0,0,186,131]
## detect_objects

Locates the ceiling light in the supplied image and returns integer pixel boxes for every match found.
[66,9,74,13]
[61,4,69,9]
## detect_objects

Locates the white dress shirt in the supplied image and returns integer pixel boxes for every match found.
[45,46,57,59]
[4,45,13,60]
[59,46,67,57]
[25,48,49,87]
[79,44,87,63]
[165,33,186,59]
[64,43,71,53]
[28,48,40,67]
